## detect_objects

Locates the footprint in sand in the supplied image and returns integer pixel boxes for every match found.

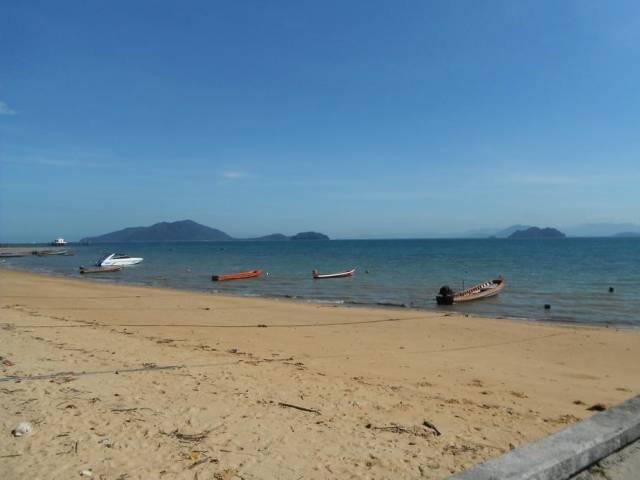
[510,391,528,399]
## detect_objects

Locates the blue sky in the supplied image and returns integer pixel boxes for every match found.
[1,1,639,241]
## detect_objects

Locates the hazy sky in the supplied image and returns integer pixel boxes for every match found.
[1,1,639,241]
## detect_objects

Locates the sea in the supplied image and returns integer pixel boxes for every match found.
[3,238,639,327]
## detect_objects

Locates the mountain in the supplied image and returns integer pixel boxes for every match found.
[494,225,534,238]
[81,220,233,243]
[564,223,640,237]
[463,225,533,238]
[250,233,290,241]
[81,221,330,243]
[290,231,330,241]
[613,231,640,238]
[464,223,640,239]
[251,232,331,241]
[463,227,501,238]
[509,227,566,239]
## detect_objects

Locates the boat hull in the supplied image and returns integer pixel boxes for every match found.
[212,269,262,281]
[98,254,143,266]
[436,278,505,304]
[35,249,71,256]
[100,259,143,266]
[313,268,356,279]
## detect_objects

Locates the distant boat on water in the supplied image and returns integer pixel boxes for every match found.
[312,268,356,279]
[98,253,143,267]
[51,237,67,246]
[35,249,73,256]
[436,277,505,305]
[211,269,262,281]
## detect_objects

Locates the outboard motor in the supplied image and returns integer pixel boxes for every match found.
[436,285,455,305]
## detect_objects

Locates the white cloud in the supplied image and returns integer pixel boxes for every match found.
[214,170,254,186]
[0,101,16,115]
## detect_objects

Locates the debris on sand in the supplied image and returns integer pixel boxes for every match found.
[188,456,219,470]
[365,421,440,439]
[278,402,321,415]
[443,443,477,455]
[422,420,442,436]
[162,429,211,442]
[111,407,153,413]
[98,438,113,448]
[11,421,32,437]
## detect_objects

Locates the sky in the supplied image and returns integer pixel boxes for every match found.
[1,0,639,241]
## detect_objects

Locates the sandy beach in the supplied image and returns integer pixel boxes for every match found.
[1,268,639,479]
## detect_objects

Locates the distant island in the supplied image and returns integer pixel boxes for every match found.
[80,220,232,243]
[613,232,640,238]
[80,220,330,243]
[290,231,329,241]
[250,232,329,241]
[508,227,566,239]
[463,223,640,238]
[465,224,534,238]
[250,233,291,241]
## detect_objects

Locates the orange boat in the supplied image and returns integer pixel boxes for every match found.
[211,269,262,281]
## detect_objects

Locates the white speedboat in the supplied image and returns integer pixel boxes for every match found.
[97,253,143,267]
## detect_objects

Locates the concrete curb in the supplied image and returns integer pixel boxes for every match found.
[449,395,640,480]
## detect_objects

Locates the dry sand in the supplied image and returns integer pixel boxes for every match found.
[1,268,638,479]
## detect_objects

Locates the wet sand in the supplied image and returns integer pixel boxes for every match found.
[1,268,639,479]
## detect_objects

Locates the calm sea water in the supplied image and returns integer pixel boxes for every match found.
[3,238,639,326]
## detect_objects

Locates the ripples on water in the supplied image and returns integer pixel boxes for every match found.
[4,238,639,327]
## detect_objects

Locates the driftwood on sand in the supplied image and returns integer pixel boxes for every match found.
[162,429,211,442]
[278,402,321,415]
[366,419,441,438]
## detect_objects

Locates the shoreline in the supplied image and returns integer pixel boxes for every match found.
[2,264,636,331]
[2,267,639,479]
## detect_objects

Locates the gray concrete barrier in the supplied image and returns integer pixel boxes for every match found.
[449,395,640,480]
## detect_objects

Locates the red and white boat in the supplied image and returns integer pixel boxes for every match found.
[211,269,262,281]
[312,268,356,279]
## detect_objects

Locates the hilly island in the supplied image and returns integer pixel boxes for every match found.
[508,227,566,239]
[80,220,330,243]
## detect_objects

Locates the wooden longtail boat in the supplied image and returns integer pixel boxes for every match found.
[436,277,505,305]
[312,268,356,279]
[79,265,122,274]
[35,249,72,256]
[211,269,262,281]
